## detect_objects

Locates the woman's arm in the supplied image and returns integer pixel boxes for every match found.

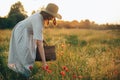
[36,40,47,66]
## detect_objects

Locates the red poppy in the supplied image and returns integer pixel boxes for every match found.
[114,70,118,75]
[47,69,52,74]
[60,71,66,76]
[42,65,49,70]
[78,75,83,79]
[62,66,66,70]
[29,66,33,70]
[73,74,77,78]
[62,66,69,72]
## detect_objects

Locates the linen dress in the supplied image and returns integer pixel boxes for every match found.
[8,12,44,77]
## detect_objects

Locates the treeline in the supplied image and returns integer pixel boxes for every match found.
[0,1,27,29]
[0,1,120,30]
[53,20,120,30]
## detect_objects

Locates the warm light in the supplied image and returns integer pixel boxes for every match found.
[0,0,120,24]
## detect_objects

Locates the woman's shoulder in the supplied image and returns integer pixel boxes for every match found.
[31,11,40,17]
[30,11,43,20]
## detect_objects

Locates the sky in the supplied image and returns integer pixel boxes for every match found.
[0,0,120,24]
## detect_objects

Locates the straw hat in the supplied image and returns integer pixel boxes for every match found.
[41,3,62,19]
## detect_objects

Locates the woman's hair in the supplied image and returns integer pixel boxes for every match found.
[40,11,56,25]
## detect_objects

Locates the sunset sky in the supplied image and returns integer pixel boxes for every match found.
[0,0,120,24]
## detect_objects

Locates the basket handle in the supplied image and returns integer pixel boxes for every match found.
[43,40,48,46]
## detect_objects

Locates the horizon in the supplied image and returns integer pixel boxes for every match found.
[0,0,120,24]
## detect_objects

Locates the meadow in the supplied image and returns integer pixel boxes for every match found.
[0,29,120,80]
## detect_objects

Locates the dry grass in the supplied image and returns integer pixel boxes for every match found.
[0,29,120,80]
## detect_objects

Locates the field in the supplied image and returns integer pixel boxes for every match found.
[0,29,120,80]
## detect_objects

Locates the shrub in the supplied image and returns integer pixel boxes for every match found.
[65,35,79,46]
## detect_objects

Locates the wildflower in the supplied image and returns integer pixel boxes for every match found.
[62,66,69,72]
[78,75,83,79]
[47,69,52,74]
[29,66,33,70]
[62,66,66,70]
[73,74,77,78]
[42,65,49,70]
[60,53,63,56]
[60,71,66,77]
[65,67,69,72]
[61,44,65,48]
[59,51,64,56]
[113,70,118,75]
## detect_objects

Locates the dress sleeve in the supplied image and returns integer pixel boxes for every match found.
[32,14,44,41]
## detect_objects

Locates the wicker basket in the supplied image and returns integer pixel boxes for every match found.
[35,45,56,61]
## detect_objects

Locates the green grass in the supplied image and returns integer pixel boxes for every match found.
[0,29,120,80]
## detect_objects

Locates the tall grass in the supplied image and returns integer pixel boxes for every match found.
[0,29,120,80]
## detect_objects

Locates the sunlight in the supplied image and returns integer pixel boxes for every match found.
[0,0,120,24]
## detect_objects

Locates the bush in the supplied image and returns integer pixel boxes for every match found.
[65,35,79,46]
[79,40,87,47]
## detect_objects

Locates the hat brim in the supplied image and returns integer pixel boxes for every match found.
[41,9,62,19]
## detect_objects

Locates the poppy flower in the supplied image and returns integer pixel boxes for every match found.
[62,66,69,72]
[78,75,83,79]
[60,71,66,76]
[42,65,49,70]
[47,69,52,74]
[113,70,118,75]
[73,74,77,78]
[29,66,33,70]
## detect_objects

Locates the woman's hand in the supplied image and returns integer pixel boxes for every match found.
[36,40,47,66]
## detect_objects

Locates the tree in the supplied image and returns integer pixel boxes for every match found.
[8,1,27,27]
[8,1,27,17]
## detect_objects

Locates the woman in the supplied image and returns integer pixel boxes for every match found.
[8,3,62,77]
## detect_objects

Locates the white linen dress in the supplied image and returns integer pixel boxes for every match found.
[8,12,44,77]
